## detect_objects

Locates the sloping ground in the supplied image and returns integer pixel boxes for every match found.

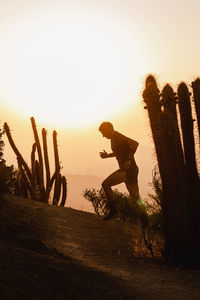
[0,194,200,299]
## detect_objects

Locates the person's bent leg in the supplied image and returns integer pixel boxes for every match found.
[102,170,125,201]
[125,182,139,203]
[126,181,148,226]
[102,170,126,220]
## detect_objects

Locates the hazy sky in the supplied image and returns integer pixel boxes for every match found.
[0,0,200,207]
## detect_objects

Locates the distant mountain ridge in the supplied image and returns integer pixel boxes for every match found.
[65,174,103,213]
[65,170,152,213]
[65,174,128,213]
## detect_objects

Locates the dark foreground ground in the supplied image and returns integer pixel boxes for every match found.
[0,194,200,299]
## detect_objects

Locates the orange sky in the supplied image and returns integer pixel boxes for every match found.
[0,0,200,210]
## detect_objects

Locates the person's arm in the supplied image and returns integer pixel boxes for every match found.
[127,139,139,159]
[123,139,139,170]
[99,150,115,159]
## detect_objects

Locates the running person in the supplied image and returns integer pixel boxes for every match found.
[99,121,140,220]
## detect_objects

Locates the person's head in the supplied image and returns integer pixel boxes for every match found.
[99,122,115,139]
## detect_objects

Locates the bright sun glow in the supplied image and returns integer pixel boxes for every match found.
[0,11,145,128]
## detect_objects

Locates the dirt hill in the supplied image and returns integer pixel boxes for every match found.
[0,194,200,299]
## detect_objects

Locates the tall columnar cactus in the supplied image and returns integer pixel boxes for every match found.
[42,128,50,197]
[4,123,34,188]
[53,130,60,173]
[143,76,167,183]
[60,176,67,207]
[191,78,200,142]
[161,84,185,167]
[31,143,37,186]
[30,117,44,186]
[177,82,200,240]
[17,157,33,199]
[52,130,61,205]
[53,173,61,206]
[177,83,199,183]
[143,75,196,262]
[4,118,67,206]
[161,84,177,119]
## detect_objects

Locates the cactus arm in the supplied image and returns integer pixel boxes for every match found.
[53,130,60,172]
[60,176,67,207]
[4,122,33,185]
[161,84,185,165]
[17,159,35,199]
[53,173,61,205]
[177,83,199,181]
[42,128,50,193]
[34,160,41,186]
[31,143,37,185]
[143,76,167,184]
[30,117,44,185]
[49,171,57,190]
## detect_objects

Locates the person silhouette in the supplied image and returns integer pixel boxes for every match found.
[99,121,139,220]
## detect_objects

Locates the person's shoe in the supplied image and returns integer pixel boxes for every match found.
[103,208,117,221]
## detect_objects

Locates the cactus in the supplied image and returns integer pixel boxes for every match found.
[177,83,199,182]
[30,117,44,185]
[161,84,177,118]
[60,176,67,207]
[17,158,32,198]
[53,173,61,205]
[53,130,60,172]
[161,84,185,166]
[31,143,37,185]
[143,75,166,183]
[4,118,67,206]
[143,75,198,262]
[52,130,61,205]
[191,78,200,142]
[4,122,34,187]
[177,82,200,242]
[42,128,50,196]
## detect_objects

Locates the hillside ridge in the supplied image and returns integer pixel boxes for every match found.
[0,194,200,299]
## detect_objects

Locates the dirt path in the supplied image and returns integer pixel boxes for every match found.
[0,194,200,299]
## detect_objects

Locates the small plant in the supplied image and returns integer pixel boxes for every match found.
[83,188,146,223]
[83,188,108,216]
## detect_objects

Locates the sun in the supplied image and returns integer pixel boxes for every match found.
[0,11,145,128]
